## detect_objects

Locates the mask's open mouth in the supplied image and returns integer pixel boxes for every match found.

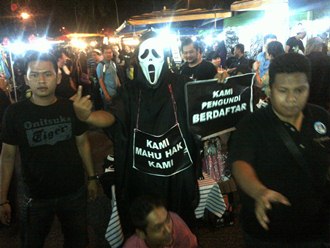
[148,64,155,83]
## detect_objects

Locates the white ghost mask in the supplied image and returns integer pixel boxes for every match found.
[138,37,165,86]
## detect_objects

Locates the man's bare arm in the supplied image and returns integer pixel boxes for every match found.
[232,160,291,230]
[0,143,17,225]
[72,86,116,127]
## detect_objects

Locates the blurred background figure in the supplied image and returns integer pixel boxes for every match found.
[55,49,77,99]
[253,34,277,80]
[207,51,222,69]
[0,48,11,81]
[255,41,285,96]
[285,24,307,54]
[305,37,330,111]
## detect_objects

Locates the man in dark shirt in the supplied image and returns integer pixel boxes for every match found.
[0,52,97,247]
[229,53,330,247]
[180,38,217,80]
[285,29,306,54]
[227,43,251,76]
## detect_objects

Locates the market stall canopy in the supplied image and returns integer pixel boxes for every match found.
[116,8,232,36]
[55,33,105,40]
[128,8,232,25]
[231,0,288,11]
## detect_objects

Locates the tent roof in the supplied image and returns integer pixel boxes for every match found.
[55,33,105,41]
[231,0,288,11]
[126,8,231,26]
[115,8,231,36]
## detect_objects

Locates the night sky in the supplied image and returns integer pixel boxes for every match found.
[0,0,234,38]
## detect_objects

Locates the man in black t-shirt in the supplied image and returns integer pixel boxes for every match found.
[0,52,97,247]
[285,29,306,54]
[229,53,330,247]
[227,43,251,76]
[180,38,217,80]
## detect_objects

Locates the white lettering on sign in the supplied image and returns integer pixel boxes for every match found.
[146,138,170,150]
[148,160,174,169]
[165,142,183,158]
[201,95,241,110]
[192,103,247,124]
[135,147,162,159]
[212,89,233,98]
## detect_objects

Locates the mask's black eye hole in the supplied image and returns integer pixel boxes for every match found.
[151,49,160,58]
[140,49,149,59]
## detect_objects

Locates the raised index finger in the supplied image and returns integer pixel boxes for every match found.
[76,85,83,99]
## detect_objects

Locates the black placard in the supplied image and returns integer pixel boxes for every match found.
[185,73,255,138]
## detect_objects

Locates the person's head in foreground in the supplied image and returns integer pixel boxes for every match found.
[24,51,60,103]
[269,53,310,123]
[129,195,173,248]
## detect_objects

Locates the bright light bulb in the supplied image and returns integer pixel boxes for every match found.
[20,12,31,20]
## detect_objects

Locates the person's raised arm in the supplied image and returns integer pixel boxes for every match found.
[72,86,115,128]
[232,160,291,230]
[0,143,17,225]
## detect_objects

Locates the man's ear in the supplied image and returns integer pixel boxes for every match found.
[136,228,146,240]
[24,75,29,86]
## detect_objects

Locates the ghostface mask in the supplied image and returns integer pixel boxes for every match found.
[138,37,165,87]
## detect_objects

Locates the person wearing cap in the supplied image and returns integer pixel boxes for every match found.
[285,25,307,54]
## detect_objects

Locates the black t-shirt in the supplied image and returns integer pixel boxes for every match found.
[228,104,330,242]
[180,60,217,80]
[286,36,305,53]
[2,98,88,199]
[228,56,251,75]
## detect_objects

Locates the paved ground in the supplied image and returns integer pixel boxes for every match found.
[0,129,245,248]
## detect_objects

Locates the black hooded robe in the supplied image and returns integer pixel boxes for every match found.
[109,70,200,234]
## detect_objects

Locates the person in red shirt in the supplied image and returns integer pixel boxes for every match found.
[123,195,198,248]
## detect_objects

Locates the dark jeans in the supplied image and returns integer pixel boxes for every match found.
[244,232,329,248]
[21,187,88,248]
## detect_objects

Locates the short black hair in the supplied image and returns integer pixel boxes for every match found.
[102,45,113,53]
[235,43,244,53]
[269,53,311,87]
[207,51,220,61]
[180,37,201,53]
[24,51,58,75]
[130,195,166,233]
[263,34,277,43]
[53,48,66,61]
[267,41,285,59]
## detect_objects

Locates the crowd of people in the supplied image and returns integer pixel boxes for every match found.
[0,27,329,248]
